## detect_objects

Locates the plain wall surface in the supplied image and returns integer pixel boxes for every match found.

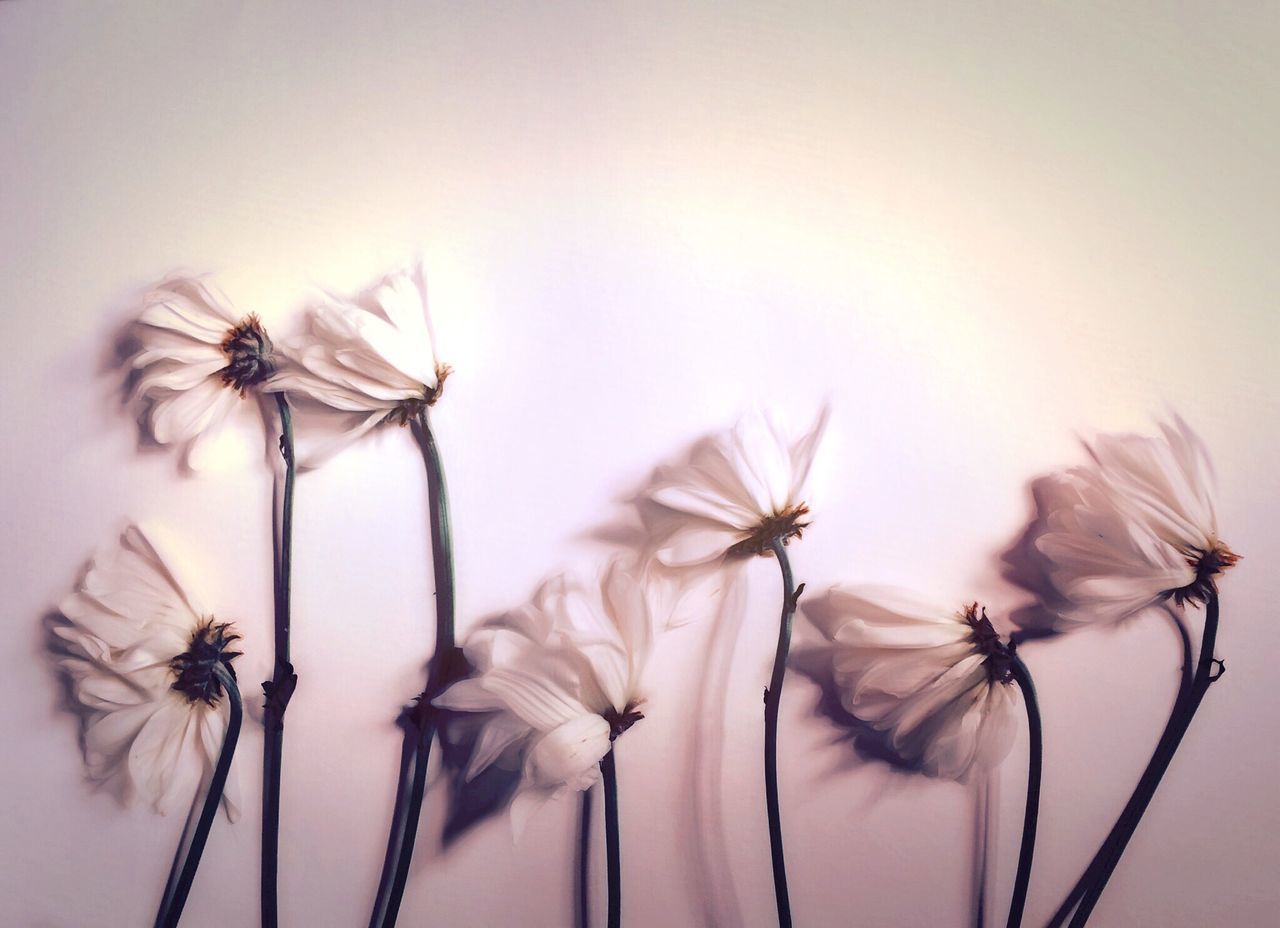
[2,3,1278,926]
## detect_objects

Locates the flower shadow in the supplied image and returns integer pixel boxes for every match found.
[999,474,1076,643]
[435,706,523,849]
[420,609,524,852]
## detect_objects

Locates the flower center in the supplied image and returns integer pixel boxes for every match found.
[170,619,242,705]
[727,503,811,558]
[963,603,1015,685]
[1171,540,1241,607]
[602,700,645,741]
[219,315,274,393]
[385,362,453,426]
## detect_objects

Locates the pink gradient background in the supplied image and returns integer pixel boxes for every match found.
[2,3,1278,926]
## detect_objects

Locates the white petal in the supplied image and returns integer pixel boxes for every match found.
[654,521,739,567]
[524,716,611,790]
[148,376,238,446]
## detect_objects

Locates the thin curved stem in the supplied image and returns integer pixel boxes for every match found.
[370,407,459,927]
[602,747,621,928]
[261,394,297,928]
[577,786,593,928]
[1045,609,1193,928]
[155,665,242,928]
[383,720,436,923]
[764,539,802,928]
[1068,593,1222,927]
[366,723,418,928]
[1005,655,1041,928]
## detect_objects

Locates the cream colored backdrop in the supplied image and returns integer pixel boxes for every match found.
[2,3,1278,926]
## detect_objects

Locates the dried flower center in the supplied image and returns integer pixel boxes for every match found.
[170,619,242,705]
[727,503,811,558]
[219,315,274,393]
[1171,540,1241,607]
[963,603,1015,686]
[385,362,453,426]
[602,700,645,741]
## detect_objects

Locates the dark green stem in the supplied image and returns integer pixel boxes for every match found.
[764,538,801,928]
[370,407,459,927]
[1068,593,1223,927]
[1045,610,1193,928]
[261,394,297,928]
[577,786,593,928]
[155,665,242,928]
[1005,655,1041,928]
[602,747,621,928]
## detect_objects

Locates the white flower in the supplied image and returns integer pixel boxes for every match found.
[131,277,275,453]
[1034,417,1239,627]
[265,262,448,460]
[53,525,243,819]
[645,407,830,567]
[434,560,657,828]
[804,587,1020,780]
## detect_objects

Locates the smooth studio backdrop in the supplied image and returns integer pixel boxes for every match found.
[2,3,1278,926]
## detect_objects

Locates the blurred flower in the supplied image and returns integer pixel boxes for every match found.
[1034,417,1239,627]
[645,407,829,567]
[131,278,275,453]
[53,526,243,819]
[266,261,449,460]
[434,560,657,828]
[804,587,1020,780]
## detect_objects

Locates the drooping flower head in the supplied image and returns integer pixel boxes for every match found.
[266,261,450,460]
[53,525,243,818]
[131,278,276,453]
[1034,416,1239,627]
[803,587,1020,780]
[645,407,829,567]
[434,560,658,827]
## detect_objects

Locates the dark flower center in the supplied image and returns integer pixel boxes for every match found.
[727,503,811,558]
[1170,541,1241,607]
[963,603,1015,686]
[385,362,453,426]
[219,315,274,393]
[602,701,645,741]
[170,620,242,705]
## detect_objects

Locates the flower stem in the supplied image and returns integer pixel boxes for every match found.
[1005,655,1042,928]
[1045,611,1193,928]
[261,394,298,928]
[602,746,622,928]
[764,538,801,928]
[154,665,242,928]
[369,408,460,927]
[577,786,593,928]
[1067,593,1223,927]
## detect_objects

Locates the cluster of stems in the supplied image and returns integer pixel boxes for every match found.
[152,397,296,928]
[145,395,1224,928]
[367,408,459,928]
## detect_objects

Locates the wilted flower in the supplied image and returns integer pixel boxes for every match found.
[53,526,243,818]
[1034,417,1239,627]
[645,407,829,567]
[265,261,449,459]
[804,587,1020,780]
[130,278,275,453]
[434,560,657,827]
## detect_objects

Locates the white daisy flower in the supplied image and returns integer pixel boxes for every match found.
[131,277,275,453]
[54,525,243,819]
[265,261,449,462]
[434,560,657,828]
[645,407,829,567]
[1035,417,1239,627]
[804,587,1021,780]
